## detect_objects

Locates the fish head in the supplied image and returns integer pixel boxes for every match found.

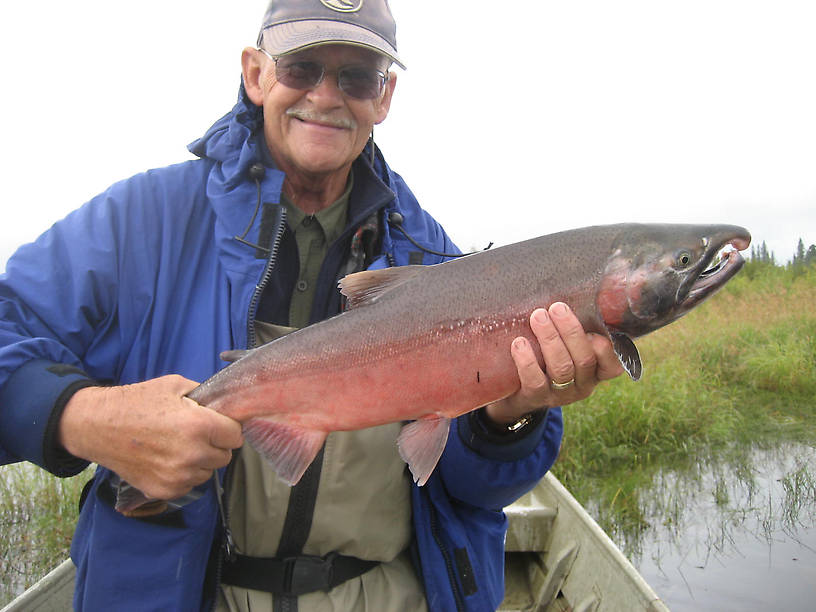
[599,224,751,339]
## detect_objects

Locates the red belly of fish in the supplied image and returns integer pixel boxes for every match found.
[217,325,524,432]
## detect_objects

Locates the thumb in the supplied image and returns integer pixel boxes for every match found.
[208,412,244,450]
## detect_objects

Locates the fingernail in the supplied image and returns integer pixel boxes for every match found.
[512,337,528,351]
[533,309,549,324]
[551,302,569,317]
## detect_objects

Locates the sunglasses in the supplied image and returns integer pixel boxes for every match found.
[258,48,389,100]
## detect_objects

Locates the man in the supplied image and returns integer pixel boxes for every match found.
[0,1,622,610]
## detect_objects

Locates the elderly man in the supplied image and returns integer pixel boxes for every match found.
[0,1,622,610]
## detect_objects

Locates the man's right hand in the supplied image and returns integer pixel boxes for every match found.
[58,375,244,501]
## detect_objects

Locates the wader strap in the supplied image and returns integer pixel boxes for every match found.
[220,552,379,596]
[273,447,326,611]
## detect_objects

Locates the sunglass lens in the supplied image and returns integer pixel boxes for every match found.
[276,60,324,90]
[338,67,383,99]
[275,59,384,100]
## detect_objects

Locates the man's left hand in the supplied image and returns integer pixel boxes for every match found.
[485,302,624,425]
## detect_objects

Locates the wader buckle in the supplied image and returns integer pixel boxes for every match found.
[284,552,337,595]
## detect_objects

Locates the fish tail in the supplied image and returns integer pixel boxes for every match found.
[115,481,168,517]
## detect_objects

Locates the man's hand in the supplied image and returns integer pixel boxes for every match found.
[58,375,243,501]
[485,303,624,425]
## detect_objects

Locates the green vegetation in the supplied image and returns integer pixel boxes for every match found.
[0,463,92,605]
[552,259,816,551]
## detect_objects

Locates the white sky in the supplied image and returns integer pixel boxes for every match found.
[1,0,814,269]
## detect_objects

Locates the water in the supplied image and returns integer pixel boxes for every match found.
[5,445,816,609]
[608,443,816,610]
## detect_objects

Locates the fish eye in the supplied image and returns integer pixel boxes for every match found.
[676,251,692,267]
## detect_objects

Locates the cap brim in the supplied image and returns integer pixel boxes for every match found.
[261,20,405,70]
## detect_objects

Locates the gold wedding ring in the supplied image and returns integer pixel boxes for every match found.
[550,378,575,390]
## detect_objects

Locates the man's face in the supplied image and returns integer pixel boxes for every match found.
[244,44,396,182]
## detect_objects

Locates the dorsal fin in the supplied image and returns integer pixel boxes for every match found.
[220,349,252,363]
[338,265,424,309]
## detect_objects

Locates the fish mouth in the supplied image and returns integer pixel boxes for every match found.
[682,230,750,309]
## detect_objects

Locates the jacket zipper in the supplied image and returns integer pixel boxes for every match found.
[246,204,287,349]
[209,204,288,611]
[425,487,465,612]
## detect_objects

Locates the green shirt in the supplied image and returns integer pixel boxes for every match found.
[281,175,352,329]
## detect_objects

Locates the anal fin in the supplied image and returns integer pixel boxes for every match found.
[243,418,328,486]
[397,416,451,486]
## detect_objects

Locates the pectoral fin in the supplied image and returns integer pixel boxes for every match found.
[610,333,643,381]
[243,418,328,486]
[397,416,451,486]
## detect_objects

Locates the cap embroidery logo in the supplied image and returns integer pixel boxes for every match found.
[320,0,363,13]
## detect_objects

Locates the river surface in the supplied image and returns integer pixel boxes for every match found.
[599,443,816,610]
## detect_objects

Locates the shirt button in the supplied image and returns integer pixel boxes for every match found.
[296,280,309,292]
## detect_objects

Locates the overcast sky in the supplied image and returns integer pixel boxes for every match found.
[1,0,814,269]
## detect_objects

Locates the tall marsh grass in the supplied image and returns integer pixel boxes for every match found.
[0,463,91,604]
[553,262,816,537]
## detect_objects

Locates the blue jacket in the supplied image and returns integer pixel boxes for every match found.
[0,88,563,611]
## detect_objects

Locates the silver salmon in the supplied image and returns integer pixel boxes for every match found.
[115,223,749,514]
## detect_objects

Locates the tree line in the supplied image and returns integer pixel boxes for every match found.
[750,238,816,267]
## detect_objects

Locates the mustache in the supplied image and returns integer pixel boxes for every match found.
[285,108,357,130]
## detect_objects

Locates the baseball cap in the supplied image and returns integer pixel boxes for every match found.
[258,0,405,69]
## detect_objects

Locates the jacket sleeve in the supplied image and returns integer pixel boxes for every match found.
[0,188,125,475]
[438,408,564,509]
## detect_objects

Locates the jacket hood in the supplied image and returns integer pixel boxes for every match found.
[185,82,285,348]
[188,83,264,190]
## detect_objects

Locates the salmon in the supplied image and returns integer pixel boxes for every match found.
[115,223,750,514]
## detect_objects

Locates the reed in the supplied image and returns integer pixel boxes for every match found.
[0,463,91,604]
[553,262,816,543]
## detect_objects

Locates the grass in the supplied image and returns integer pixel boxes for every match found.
[552,261,816,549]
[0,463,92,605]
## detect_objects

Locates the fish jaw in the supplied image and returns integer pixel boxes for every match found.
[599,224,750,339]
[671,225,750,320]
[597,224,750,378]
[681,238,748,310]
